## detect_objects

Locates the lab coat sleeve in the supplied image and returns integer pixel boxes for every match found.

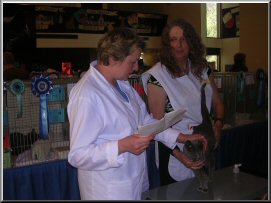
[68,96,124,171]
[154,128,180,149]
[133,89,180,150]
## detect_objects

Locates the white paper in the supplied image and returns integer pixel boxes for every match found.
[138,109,186,136]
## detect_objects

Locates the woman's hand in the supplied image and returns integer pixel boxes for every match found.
[118,134,155,155]
[177,133,208,151]
[172,148,205,170]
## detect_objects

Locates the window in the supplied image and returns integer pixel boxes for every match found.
[206,48,220,72]
[205,3,221,71]
[207,55,219,71]
[206,3,218,38]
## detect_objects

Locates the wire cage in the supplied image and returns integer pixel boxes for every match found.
[213,72,237,125]
[3,75,147,168]
[3,72,267,168]
[3,78,78,168]
[213,71,267,126]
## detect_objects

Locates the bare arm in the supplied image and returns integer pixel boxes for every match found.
[147,83,167,119]
[209,74,225,148]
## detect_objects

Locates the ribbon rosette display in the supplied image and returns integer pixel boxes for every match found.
[32,75,53,139]
[10,79,25,118]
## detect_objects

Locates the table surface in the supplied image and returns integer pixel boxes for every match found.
[141,166,268,200]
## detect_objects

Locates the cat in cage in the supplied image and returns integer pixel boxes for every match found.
[10,128,39,156]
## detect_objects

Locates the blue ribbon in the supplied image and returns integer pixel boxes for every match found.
[40,94,49,139]
[31,75,53,139]
[10,79,25,118]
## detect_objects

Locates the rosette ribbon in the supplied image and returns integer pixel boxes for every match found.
[31,75,53,139]
[10,79,25,118]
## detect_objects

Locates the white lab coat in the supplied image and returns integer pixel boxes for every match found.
[141,62,213,181]
[68,62,180,200]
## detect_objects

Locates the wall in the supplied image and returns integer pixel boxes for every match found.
[162,3,202,34]
[216,3,268,73]
[190,3,268,73]
[201,3,268,73]
[220,3,240,71]
[221,38,239,71]
[239,3,268,73]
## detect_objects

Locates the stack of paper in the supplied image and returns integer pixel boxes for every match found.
[138,109,186,136]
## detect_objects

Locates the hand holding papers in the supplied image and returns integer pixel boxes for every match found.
[138,109,186,136]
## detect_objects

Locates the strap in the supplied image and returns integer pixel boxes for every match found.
[200,83,212,125]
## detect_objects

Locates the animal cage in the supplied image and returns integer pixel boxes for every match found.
[3,75,147,168]
[3,72,266,168]
[213,72,237,125]
[213,71,267,126]
[3,78,78,168]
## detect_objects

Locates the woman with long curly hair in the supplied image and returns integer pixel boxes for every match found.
[142,18,224,186]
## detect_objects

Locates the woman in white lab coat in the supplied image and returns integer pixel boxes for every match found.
[67,28,207,200]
